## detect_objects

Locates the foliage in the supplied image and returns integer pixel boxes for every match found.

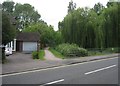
[38,50,45,60]
[68,0,76,13]
[55,43,88,57]
[14,3,41,29]
[2,1,15,13]
[2,1,41,30]
[2,12,16,45]
[2,12,16,63]
[54,31,64,46]
[87,47,119,56]
[32,50,45,60]
[23,23,63,48]
[32,51,39,59]
[77,48,88,57]
[59,2,120,49]
[49,48,64,59]
[102,3,120,48]
[93,2,104,15]
[103,48,119,53]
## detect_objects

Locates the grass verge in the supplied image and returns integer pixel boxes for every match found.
[32,50,45,60]
[88,51,107,56]
[49,48,64,59]
[38,50,45,60]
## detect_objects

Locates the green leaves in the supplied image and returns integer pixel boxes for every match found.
[2,12,16,45]
[23,22,63,48]
[2,1,41,30]
[68,0,76,13]
[2,1,15,13]
[60,2,119,49]
[55,43,88,57]
[93,2,104,15]
[14,3,41,29]
[102,3,119,48]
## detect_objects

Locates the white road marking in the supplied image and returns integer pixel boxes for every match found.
[1,57,118,77]
[43,79,64,85]
[85,65,116,75]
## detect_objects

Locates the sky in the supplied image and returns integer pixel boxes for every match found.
[1,0,109,31]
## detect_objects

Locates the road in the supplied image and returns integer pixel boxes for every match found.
[2,57,118,85]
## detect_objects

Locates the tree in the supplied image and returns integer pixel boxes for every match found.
[107,2,115,8]
[23,22,58,48]
[14,3,41,30]
[93,2,104,15]
[58,21,64,31]
[2,1,15,13]
[68,0,76,13]
[102,2,119,48]
[54,31,63,46]
[60,1,119,49]
[2,12,16,63]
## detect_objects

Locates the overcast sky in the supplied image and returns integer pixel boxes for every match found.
[1,0,109,31]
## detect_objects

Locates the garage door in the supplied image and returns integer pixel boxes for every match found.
[23,42,37,52]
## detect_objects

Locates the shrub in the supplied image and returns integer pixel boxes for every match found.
[55,43,88,57]
[77,48,88,57]
[32,51,39,59]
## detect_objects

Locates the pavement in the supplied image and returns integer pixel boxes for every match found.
[2,57,118,84]
[1,51,119,75]
[44,48,62,61]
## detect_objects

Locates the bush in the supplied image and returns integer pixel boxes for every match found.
[32,50,45,60]
[77,48,88,57]
[32,51,39,59]
[55,43,88,57]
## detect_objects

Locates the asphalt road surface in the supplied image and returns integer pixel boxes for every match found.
[2,57,118,85]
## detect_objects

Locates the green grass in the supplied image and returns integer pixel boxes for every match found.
[38,50,45,60]
[49,48,64,59]
[32,50,45,60]
[88,47,120,56]
[88,51,106,56]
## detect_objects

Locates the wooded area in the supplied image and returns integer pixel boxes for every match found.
[59,1,120,49]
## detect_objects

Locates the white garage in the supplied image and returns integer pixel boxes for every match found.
[23,42,37,52]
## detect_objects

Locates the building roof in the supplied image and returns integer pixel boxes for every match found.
[16,32,40,42]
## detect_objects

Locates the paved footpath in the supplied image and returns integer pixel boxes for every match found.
[44,48,62,61]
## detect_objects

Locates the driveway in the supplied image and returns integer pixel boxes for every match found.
[5,53,34,64]
[2,53,63,74]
